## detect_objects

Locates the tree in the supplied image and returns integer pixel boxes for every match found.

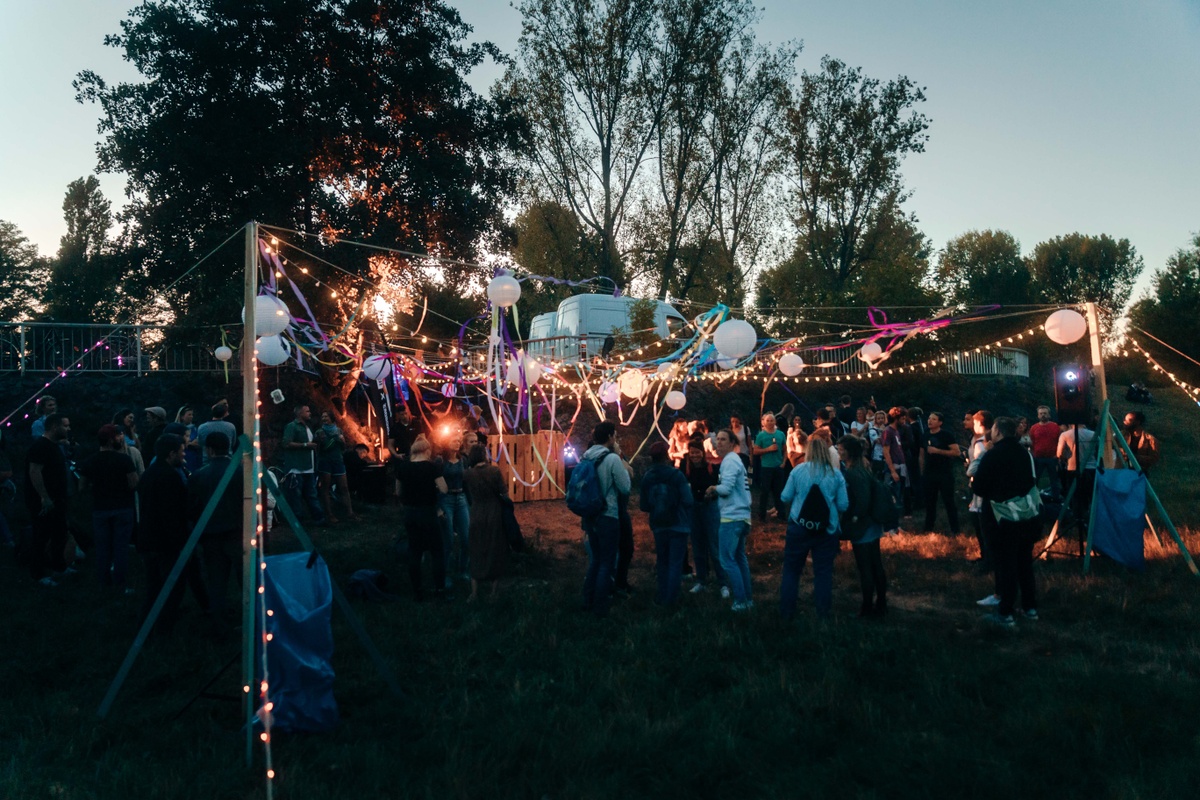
[0,221,51,321]
[510,200,599,330]
[1127,233,1200,377]
[76,0,523,326]
[44,176,124,322]
[935,230,1030,308]
[781,57,930,300]
[1027,233,1143,335]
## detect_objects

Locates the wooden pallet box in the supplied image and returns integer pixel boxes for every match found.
[487,431,566,503]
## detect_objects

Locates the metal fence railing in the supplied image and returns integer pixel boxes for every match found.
[0,322,238,375]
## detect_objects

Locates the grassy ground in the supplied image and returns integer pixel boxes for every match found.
[2,384,1199,799]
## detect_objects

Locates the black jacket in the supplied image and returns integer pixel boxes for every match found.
[971,437,1036,504]
[187,455,244,537]
[638,463,694,531]
[137,461,189,553]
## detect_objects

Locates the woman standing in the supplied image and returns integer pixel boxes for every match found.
[667,419,690,468]
[778,436,848,620]
[838,435,887,617]
[394,435,448,600]
[463,443,509,602]
[113,409,142,454]
[176,406,202,474]
[869,410,889,478]
[682,440,724,596]
[438,429,471,585]
[786,416,807,468]
[317,410,357,523]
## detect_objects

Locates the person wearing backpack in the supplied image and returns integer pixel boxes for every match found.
[638,442,694,606]
[779,436,849,620]
[838,435,888,618]
[576,422,632,617]
[704,429,754,611]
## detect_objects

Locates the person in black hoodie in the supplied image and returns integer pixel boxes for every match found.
[638,442,694,606]
[971,416,1040,627]
[187,432,244,619]
[682,440,726,596]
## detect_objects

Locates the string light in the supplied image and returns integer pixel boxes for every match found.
[1127,339,1200,403]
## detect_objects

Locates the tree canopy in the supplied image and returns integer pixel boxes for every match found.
[1128,232,1200,377]
[0,221,50,322]
[1026,232,1143,335]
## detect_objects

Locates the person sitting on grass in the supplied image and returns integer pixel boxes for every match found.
[638,441,694,607]
[778,435,848,621]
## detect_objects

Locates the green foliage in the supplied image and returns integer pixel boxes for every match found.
[44,177,125,323]
[511,200,598,329]
[0,220,50,321]
[1026,232,1143,336]
[76,0,524,325]
[610,296,660,351]
[935,229,1030,308]
[1127,233,1200,380]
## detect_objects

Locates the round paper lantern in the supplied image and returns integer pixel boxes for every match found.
[713,318,757,360]
[665,390,687,410]
[487,273,522,308]
[523,356,543,384]
[859,341,883,362]
[441,382,457,398]
[362,354,392,380]
[778,352,804,376]
[1045,309,1088,345]
[619,370,646,398]
[717,356,738,371]
[598,381,620,404]
[242,294,291,336]
[256,335,291,366]
[214,345,233,363]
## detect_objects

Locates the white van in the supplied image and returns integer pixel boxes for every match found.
[526,294,686,362]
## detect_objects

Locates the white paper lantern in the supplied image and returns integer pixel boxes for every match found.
[717,356,738,371]
[598,381,620,404]
[242,294,291,337]
[441,382,457,398]
[256,335,291,366]
[665,390,687,410]
[655,362,675,378]
[214,345,233,363]
[859,341,884,362]
[778,352,804,376]
[487,273,522,308]
[362,354,392,380]
[1045,309,1088,345]
[619,370,647,398]
[713,318,757,360]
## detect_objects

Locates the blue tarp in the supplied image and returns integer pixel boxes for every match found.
[259,552,339,732]
[1091,469,1147,571]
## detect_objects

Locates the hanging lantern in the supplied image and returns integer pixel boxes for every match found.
[859,341,884,362]
[243,294,291,337]
[487,272,522,308]
[713,318,757,359]
[618,369,647,398]
[598,381,620,404]
[717,356,738,371]
[441,382,457,398]
[665,390,687,410]
[523,356,543,384]
[1045,309,1087,345]
[778,352,804,376]
[256,335,291,366]
[214,346,233,363]
[362,354,392,380]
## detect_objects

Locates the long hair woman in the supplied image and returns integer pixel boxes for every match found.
[778,435,848,620]
[838,434,887,617]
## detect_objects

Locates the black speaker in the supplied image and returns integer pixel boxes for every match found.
[1054,364,1090,425]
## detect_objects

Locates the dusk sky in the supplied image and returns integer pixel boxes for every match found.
[1,0,1197,303]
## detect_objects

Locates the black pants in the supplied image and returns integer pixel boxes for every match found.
[27,505,68,580]
[851,539,887,610]
[981,508,1000,596]
[922,471,959,534]
[405,506,444,599]
[201,532,242,617]
[993,519,1039,617]
[758,466,786,521]
[143,549,211,633]
[616,502,634,589]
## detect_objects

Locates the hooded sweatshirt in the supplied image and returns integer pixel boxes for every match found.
[714,450,752,522]
[582,444,631,519]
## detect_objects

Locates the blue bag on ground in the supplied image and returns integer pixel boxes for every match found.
[259,552,339,732]
[1091,469,1147,572]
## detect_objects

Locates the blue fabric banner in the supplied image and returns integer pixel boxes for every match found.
[1091,469,1147,571]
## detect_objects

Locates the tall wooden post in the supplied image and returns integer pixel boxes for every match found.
[1085,302,1114,467]
[241,221,260,765]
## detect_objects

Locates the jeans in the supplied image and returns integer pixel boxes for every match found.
[758,466,786,521]
[690,500,725,585]
[438,492,470,576]
[582,515,620,616]
[652,526,689,606]
[1034,456,1062,500]
[922,470,959,534]
[779,521,839,619]
[993,519,1039,617]
[284,472,325,523]
[717,520,752,603]
[851,539,887,612]
[405,506,444,600]
[27,504,68,580]
[143,549,210,633]
[616,500,634,589]
[201,532,242,617]
[93,507,136,587]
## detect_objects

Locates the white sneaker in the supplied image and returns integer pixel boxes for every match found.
[1021,609,1039,621]
[731,601,751,612]
[976,594,1000,607]
[689,583,705,594]
[720,586,731,599]
[38,577,59,587]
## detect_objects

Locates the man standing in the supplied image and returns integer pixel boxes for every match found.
[706,429,754,611]
[196,400,238,465]
[188,432,245,619]
[24,414,72,586]
[282,404,326,526]
[78,425,139,593]
[143,407,169,458]
[30,396,57,438]
[638,441,693,606]
[1028,405,1062,500]
[920,411,961,536]
[906,407,926,512]
[752,412,788,523]
[579,421,632,617]
[1121,411,1160,472]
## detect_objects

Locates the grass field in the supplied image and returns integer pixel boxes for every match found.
[3,385,1200,799]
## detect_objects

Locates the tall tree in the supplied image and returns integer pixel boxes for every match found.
[76,0,523,326]
[1127,232,1200,375]
[0,221,51,321]
[511,200,598,328]
[1027,233,1143,335]
[44,176,123,322]
[781,56,930,300]
[935,230,1030,308]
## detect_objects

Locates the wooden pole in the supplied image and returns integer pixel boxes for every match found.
[1085,302,1114,468]
[241,221,260,766]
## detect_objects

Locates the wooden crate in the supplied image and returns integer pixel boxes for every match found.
[487,431,566,503]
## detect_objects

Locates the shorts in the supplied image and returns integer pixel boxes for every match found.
[318,458,346,477]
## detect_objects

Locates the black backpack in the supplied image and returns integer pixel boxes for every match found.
[869,475,900,529]
[647,478,675,527]
[794,484,830,534]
